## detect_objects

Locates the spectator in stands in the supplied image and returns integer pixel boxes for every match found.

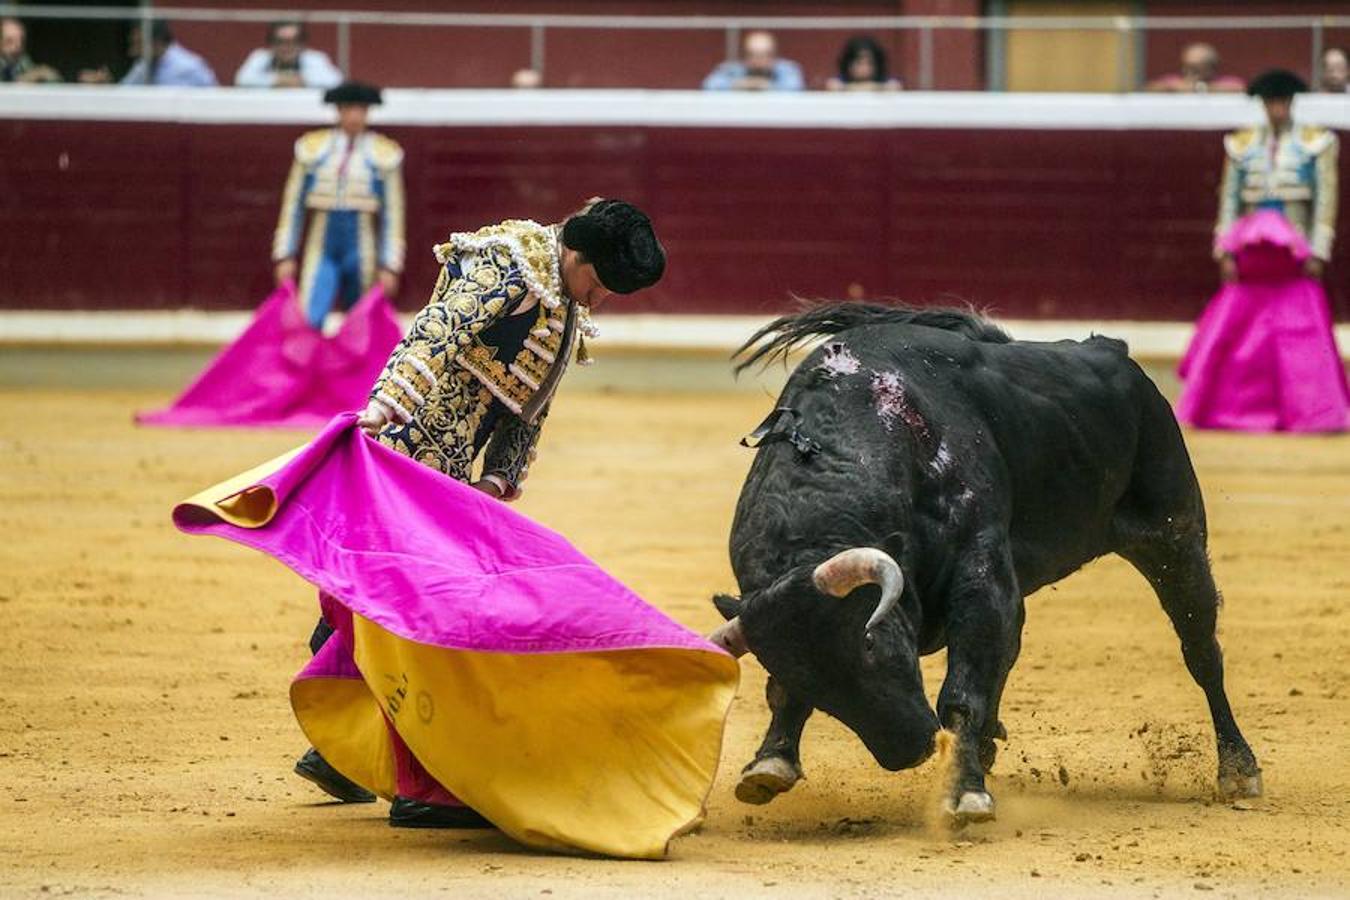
[80,20,216,86]
[1146,42,1244,93]
[826,35,902,92]
[1320,47,1348,93]
[703,30,803,91]
[1,17,61,83]
[235,20,342,89]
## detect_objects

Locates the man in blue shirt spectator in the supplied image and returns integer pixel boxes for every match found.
[82,20,216,86]
[122,21,215,86]
[703,30,804,91]
[235,20,342,89]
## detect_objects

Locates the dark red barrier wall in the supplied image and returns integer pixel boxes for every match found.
[2,119,1347,320]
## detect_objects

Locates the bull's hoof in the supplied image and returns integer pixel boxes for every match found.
[735,755,802,806]
[941,790,996,827]
[1217,771,1263,800]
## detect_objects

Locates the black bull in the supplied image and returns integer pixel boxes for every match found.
[708,303,1262,824]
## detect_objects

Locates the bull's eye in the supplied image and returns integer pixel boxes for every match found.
[862,630,877,660]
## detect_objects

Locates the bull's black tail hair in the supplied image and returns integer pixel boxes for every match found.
[733,300,1012,374]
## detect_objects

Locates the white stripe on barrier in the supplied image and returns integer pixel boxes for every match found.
[5,86,1350,130]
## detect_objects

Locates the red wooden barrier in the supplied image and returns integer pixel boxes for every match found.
[2,118,1346,320]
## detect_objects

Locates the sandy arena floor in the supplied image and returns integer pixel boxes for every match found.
[1,379,1348,898]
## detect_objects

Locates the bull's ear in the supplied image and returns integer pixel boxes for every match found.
[711,593,742,621]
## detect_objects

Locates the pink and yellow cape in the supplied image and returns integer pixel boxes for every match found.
[173,415,739,858]
[139,281,402,429]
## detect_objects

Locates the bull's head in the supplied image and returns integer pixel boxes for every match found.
[709,547,937,771]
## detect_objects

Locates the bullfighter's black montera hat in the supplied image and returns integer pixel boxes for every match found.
[324,80,383,106]
[561,199,666,295]
[1247,69,1309,99]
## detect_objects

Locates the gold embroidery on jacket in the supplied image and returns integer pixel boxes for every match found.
[455,299,571,415]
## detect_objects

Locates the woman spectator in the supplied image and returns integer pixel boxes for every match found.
[826,35,902,92]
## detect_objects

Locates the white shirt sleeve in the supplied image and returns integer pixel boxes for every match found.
[120,59,148,85]
[301,50,344,89]
[234,49,276,87]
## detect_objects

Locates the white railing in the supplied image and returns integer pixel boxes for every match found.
[3,5,1348,91]
[10,87,1350,130]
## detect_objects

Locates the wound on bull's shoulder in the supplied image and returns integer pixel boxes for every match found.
[870,371,932,444]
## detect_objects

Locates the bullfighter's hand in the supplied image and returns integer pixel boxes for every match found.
[378,268,400,296]
[274,258,297,286]
[470,479,504,499]
[1304,257,1325,279]
[1218,255,1238,283]
[18,65,61,84]
[356,399,401,436]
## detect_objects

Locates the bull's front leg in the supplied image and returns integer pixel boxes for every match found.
[936,545,1023,825]
[736,676,814,805]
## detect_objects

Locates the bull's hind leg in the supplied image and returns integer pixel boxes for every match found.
[736,676,814,805]
[1120,539,1262,799]
[1116,386,1261,798]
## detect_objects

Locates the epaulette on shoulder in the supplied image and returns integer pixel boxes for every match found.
[1298,125,1337,155]
[294,128,332,164]
[1223,127,1258,159]
[367,133,405,170]
[434,219,561,309]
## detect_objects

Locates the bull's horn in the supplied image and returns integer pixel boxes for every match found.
[813,548,904,632]
[708,617,749,658]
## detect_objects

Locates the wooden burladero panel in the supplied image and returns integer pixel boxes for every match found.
[2,120,1345,320]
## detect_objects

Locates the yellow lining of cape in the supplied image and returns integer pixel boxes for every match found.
[178,444,307,528]
[295,614,739,859]
[291,674,400,801]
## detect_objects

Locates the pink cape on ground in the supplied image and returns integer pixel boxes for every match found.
[172,415,739,858]
[137,280,403,429]
[1177,211,1349,433]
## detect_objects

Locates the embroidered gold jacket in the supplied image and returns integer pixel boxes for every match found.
[370,220,585,495]
[1216,124,1339,261]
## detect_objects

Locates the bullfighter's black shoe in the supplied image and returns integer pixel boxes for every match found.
[388,796,494,829]
[294,748,376,803]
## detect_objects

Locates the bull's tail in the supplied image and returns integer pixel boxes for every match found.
[734,301,1011,374]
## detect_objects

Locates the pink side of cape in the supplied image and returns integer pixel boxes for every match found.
[1177,211,1349,433]
[138,281,402,429]
[173,414,724,657]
